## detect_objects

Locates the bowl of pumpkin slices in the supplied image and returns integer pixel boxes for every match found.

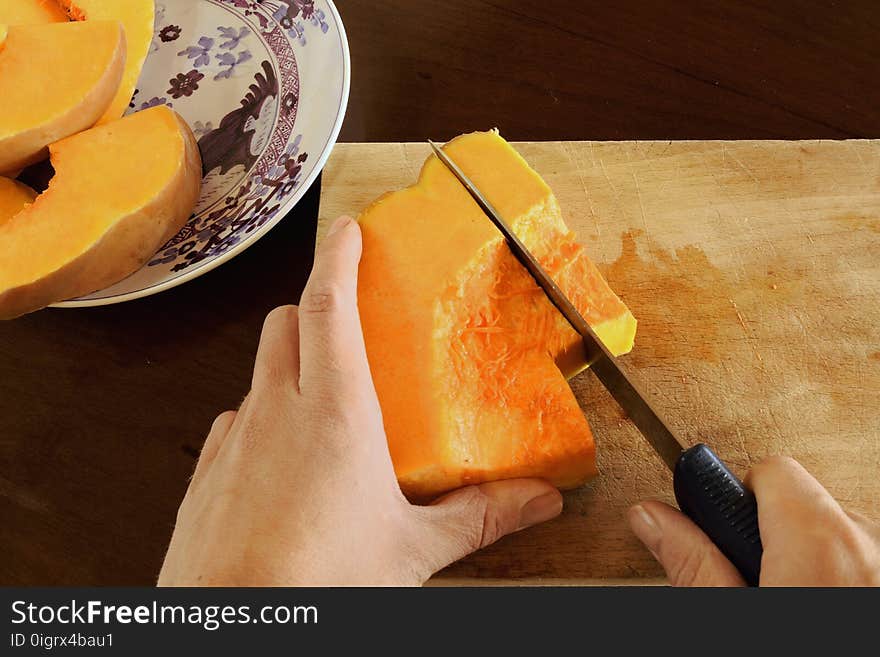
[0,0,349,319]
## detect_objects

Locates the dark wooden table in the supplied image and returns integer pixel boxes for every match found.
[2,0,878,585]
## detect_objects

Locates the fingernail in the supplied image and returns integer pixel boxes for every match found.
[518,492,563,529]
[327,216,353,236]
[628,504,662,555]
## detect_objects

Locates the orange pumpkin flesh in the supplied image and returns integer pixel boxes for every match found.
[0,0,68,23]
[0,20,125,174]
[358,131,637,499]
[55,1,155,124]
[0,0,154,125]
[0,177,37,226]
[0,106,202,319]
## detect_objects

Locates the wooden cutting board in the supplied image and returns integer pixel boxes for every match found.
[317,140,880,584]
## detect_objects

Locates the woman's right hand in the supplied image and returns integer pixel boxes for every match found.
[628,456,880,586]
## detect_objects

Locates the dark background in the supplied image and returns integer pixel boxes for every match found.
[2,0,878,584]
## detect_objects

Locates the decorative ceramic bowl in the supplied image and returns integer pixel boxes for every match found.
[53,0,349,308]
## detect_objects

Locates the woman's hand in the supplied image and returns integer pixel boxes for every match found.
[158,216,563,586]
[628,456,880,586]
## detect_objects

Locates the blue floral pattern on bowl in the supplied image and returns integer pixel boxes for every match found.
[53,0,349,307]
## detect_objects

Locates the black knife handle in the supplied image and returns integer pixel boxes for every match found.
[673,444,763,586]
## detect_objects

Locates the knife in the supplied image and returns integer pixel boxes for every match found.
[429,140,764,586]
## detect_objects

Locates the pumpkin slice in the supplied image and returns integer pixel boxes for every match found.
[0,20,126,174]
[358,131,637,499]
[56,0,155,124]
[0,106,202,319]
[0,0,68,23]
[0,0,154,125]
[0,177,37,226]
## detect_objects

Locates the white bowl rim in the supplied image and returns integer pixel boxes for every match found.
[52,0,350,309]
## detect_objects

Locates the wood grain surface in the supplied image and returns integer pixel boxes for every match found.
[2,0,879,585]
[318,140,880,582]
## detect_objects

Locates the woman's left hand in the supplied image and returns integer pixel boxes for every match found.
[158,216,564,586]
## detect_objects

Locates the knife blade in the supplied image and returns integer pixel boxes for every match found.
[428,140,685,467]
[429,139,764,585]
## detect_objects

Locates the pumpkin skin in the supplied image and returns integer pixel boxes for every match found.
[0,106,202,319]
[0,177,36,226]
[357,131,637,500]
[0,21,126,174]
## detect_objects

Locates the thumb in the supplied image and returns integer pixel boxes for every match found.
[628,501,746,587]
[414,479,562,575]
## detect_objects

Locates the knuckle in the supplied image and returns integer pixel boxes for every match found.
[668,544,711,587]
[212,410,236,429]
[833,516,875,561]
[257,361,294,391]
[263,304,298,329]
[749,455,799,484]
[255,306,299,389]
[306,372,376,414]
[292,402,358,459]
[228,409,266,456]
[301,283,347,315]
[758,454,799,473]
[304,384,351,419]
[808,528,860,579]
[328,412,374,458]
[479,501,507,548]
[454,487,494,550]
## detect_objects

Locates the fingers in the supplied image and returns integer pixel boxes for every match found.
[745,456,844,536]
[628,501,746,586]
[743,456,880,585]
[413,479,562,575]
[252,305,301,394]
[297,216,372,394]
[191,410,237,481]
[848,511,880,542]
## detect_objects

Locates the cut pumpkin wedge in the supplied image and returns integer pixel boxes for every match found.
[0,106,202,319]
[0,0,155,125]
[358,131,637,499]
[0,20,126,174]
